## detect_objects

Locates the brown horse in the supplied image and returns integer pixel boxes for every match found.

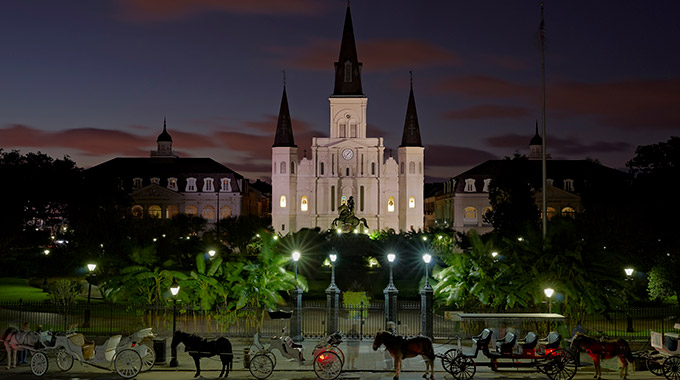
[570,332,634,380]
[372,331,435,380]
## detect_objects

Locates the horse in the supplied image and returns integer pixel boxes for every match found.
[372,331,435,380]
[170,330,233,378]
[570,332,634,380]
[2,327,41,369]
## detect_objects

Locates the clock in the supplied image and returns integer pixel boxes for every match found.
[342,148,354,160]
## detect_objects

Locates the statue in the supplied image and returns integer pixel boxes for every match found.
[332,196,369,233]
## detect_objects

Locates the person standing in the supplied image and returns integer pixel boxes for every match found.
[17,322,30,365]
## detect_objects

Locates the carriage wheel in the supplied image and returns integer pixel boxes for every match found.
[140,343,156,371]
[663,356,680,380]
[441,348,459,375]
[249,353,274,379]
[56,348,74,371]
[329,347,345,365]
[649,357,664,376]
[450,356,476,380]
[314,351,342,380]
[545,349,577,380]
[30,351,49,377]
[114,348,142,379]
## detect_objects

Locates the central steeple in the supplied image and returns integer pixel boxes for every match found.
[332,3,363,96]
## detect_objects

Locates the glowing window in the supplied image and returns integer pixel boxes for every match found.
[387,196,395,212]
[546,207,556,220]
[148,205,162,219]
[220,206,232,219]
[166,205,178,218]
[220,178,231,192]
[464,207,478,225]
[185,205,198,216]
[562,207,575,218]
[409,196,416,209]
[301,196,308,212]
[280,195,287,208]
[202,205,215,220]
[203,178,214,192]
[131,205,144,218]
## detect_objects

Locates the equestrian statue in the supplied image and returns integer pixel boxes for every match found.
[331,196,368,233]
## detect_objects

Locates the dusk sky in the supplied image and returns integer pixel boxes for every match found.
[1,0,679,182]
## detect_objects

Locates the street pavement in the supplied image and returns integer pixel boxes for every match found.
[2,337,660,380]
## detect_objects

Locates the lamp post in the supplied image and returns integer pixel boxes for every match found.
[326,251,340,336]
[625,268,635,332]
[291,251,303,342]
[208,249,216,258]
[544,288,554,313]
[421,254,433,338]
[384,253,398,330]
[83,263,96,328]
[170,281,180,367]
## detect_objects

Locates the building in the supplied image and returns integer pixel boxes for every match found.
[428,125,625,234]
[272,4,425,234]
[87,119,269,222]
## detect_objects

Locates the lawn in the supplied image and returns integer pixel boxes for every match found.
[0,277,49,302]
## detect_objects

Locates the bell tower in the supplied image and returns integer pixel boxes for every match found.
[398,74,424,231]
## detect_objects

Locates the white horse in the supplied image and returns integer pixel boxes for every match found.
[2,328,41,369]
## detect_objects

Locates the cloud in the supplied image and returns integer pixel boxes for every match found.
[270,38,461,72]
[442,105,529,120]
[425,144,498,167]
[114,0,325,22]
[437,75,680,129]
[485,133,632,156]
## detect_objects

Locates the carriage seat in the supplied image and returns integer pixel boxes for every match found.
[518,332,538,350]
[538,332,561,350]
[285,336,302,349]
[664,334,679,351]
[68,333,95,360]
[495,332,517,354]
[472,328,493,349]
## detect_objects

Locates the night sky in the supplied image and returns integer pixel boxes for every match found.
[1,0,679,182]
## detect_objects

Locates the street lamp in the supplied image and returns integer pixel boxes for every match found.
[387,253,396,286]
[208,249,216,258]
[291,251,303,342]
[83,263,96,328]
[170,280,180,367]
[326,251,340,336]
[624,268,634,277]
[329,253,337,287]
[624,268,635,332]
[544,288,554,313]
[384,253,398,330]
[422,254,432,286]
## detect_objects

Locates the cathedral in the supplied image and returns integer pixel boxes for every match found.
[272,5,424,234]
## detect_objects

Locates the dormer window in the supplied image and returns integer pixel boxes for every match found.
[464,178,476,192]
[150,177,160,185]
[133,177,143,190]
[186,177,197,192]
[482,178,491,192]
[564,179,574,192]
[168,178,178,191]
[344,61,352,82]
[546,178,554,187]
[203,178,214,192]
[220,178,231,192]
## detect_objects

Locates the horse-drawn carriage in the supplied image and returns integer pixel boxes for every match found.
[645,323,680,380]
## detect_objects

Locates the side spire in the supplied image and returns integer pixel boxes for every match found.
[400,71,422,147]
[157,116,172,142]
[273,81,296,147]
[332,2,363,96]
[530,120,542,145]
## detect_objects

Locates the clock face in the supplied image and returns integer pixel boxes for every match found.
[342,148,354,160]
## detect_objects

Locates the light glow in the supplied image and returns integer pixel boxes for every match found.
[292,251,301,262]
[208,250,216,257]
[330,254,337,263]
[170,281,180,296]
[423,254,431,264]
[624,268,634,276]
[87,264,97,272]
[387,253,396,263]
[544,288,554,298]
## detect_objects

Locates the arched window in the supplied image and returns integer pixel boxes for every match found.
[387,196,395,212]
[202,205,215,220]
[291,161,295,174]
[350,122,356,138]
[185,205,198,216]
[280,161,286,174]
[464,179,476,192]
[131,205,144,218]
[545,207,556,220]
[562,207,575,218]
[371,162,375,175]
[300,196,308,212]
[409,161,415,174]
[464,207,478,225]
[339,123,346,138]
[280,195,287,208]
[148,205,162,218]
[166,205,179,219]
[220,206,232,219]
[345,167,350,176]
[409,196,416,209]
[320,162,325,175]
[400,162,405,174]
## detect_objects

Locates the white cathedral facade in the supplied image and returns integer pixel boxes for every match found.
[272,5,424,234]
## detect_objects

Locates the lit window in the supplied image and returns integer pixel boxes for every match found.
[220,206,232,219]
[131,205,144,218]
[301,196,308,212]
[185,205,198,216]
[133,177,143,189]
[280,195,287,208]
[186,178,197,192]
[387,196,395,212]
[464,179,476,192]
[203,178,214,192]
[409,196,416,209]
[562,207,575,218]
[409,162,415,174]
[148,205,162,219]
[483,179,491,192]
[221,178,232,192]
[280,161,286,174]
[546,207,556,220]
[166,205,178,218]
[564,179,574,192]
[150,177,160,185]
[464,207,478,225]
[202,205,215,220]
[168,178,178,191]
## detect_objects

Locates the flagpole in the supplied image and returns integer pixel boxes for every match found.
[540,2,547,239]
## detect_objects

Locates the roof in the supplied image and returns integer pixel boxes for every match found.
[332,4,363,96]
[272,86,296,147]
[400,82,423,147]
